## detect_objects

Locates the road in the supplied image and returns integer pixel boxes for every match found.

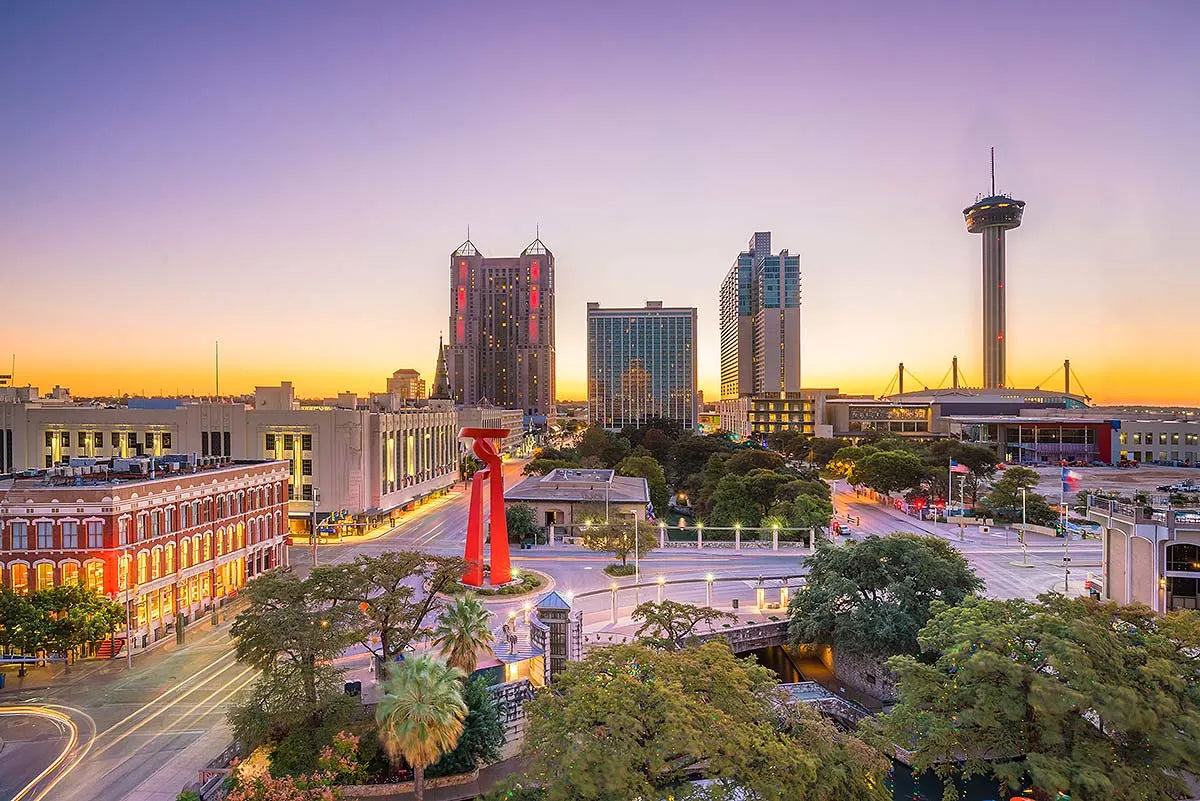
[0,460,1102,800]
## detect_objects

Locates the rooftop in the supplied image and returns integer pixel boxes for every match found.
[945,415,1117,425]
[0,456,283,490]
[505,471,649,505]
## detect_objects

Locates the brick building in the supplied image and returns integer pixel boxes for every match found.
[0,455,289,650]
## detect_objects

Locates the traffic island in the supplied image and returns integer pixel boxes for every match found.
[444,568,553,602]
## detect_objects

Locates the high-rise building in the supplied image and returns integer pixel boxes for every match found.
[964,151,1025,389]
[447,238,555,419]
[386,369,426,400]
[587,301,697,431]
[719,232,801,400]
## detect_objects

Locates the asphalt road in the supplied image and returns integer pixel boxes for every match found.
[1,459,1105,801]
[0,711,72,801]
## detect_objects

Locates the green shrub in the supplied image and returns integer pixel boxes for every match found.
[602,564,636,577]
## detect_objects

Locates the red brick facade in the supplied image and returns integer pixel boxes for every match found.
[0,458,290,644]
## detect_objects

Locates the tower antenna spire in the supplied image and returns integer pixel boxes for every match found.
[990,146,995,196]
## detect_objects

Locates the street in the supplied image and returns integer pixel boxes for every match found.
[0,459,1102,801]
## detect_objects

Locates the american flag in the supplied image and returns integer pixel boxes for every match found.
[949,458,970,474]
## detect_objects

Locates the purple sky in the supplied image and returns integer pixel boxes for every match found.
[2,1,1197,403]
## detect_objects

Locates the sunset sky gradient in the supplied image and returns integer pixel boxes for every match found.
[2,1,1198,404]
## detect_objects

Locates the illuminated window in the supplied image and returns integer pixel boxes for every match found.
[85,561,104,593]
[61,561,80,585]
[10,563,29,594]
[36,562,54,591]
[137,552,149,584]
[152,547,162,579]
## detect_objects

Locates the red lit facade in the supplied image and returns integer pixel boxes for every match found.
[447,239,555,418]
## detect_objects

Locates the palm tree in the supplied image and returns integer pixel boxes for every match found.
[431,594,495,674]
[376,654,467,801]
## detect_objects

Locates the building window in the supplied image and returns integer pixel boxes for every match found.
[85,561,104,593]
[11,522,29,549]
[87,521,104,548]
[163,433,172,448]
[1160,433,1168,445]
[9,563,28,593]
[37,562,54,591]
[137,552,149,584]
[112,431,121,448]
[265,433,276,450]
[62,562,79,585]
[302,434,312,450]
[284,434,294,450]
[37,522,54,549]
[45,431,54,447]
[118,518,128,545]
[302,485,313,501]
[62,521,78,549]
[151,512,160,537]
[201,431,210,456]
[163,510,172,534]
[152,549,162,579]
[137,515,146,540]
[302,459,313,476]
[94,432,103,448]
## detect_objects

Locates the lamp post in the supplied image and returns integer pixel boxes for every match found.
[705,572,714,608]
[610,582,618,625]
[656,575,665,604]
[123,546,133,669]
[733,522,741,551]
[633,516,640,607]
[310,486,321,566]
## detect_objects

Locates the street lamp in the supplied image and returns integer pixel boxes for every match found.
[705,572,714,608]
[696,521,703,549]
[310,486,321,566]
[656,575,665,604]
[610,581,619,625]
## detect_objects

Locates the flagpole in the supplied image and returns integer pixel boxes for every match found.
[1061,467,1071,594]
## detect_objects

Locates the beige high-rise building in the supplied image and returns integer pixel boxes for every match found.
[386,369,426,400]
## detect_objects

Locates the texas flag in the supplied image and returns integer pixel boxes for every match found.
[1062,467,1082,493]
[949,459,970,474]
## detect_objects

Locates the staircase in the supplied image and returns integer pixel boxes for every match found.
[94,638,126,659]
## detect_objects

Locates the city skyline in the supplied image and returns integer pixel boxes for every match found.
[3,2,1199,405]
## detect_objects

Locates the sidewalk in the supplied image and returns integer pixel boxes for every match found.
[0,597,244,696]
[369,757,528,801]
[123,723,234,801]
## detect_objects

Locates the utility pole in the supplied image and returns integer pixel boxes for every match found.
[310,487,321,566]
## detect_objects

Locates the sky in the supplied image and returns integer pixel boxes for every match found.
[2,1,1198,405]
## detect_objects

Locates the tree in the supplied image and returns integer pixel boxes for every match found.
[522,458,581,476]
[616,455,669,516]
[671,434,737,487]
[505,503,542,542]
[308,552,467,665]
[979,465,1054,523]
[776,478,830,504]
[707,474,762,527]
[926,439,999,478]
[520,642,890,801]
[768,494,834,534]
[881,596,1200,801]
[851,450,927,495]
[827,445,877,478]
[742,468,793,511]
[631,600,735,650]
[808,437,845,468]
[788,534,984,657]
[376,655,467,801]
[230,571,361,710]
[640,428,677,475]
[578,519,656,566]
[427,676,505,777]
[432,594,494,674]
[228,660,354,750]
[225,772,341,801]
[725,448,785,476]
[0,585,123,663]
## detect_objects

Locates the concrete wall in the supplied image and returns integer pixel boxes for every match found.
[1105,528,1128,604]
[1130,536,1155,607]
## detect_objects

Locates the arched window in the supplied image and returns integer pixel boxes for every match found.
[215,528,225,556]
[151,547,162,580]
[85,561,104,593]
[10,563,29,594]
[193,534,203,563]
[203,533,212,561]
[165,543,175,574]
[36,562,54,591]
[235,524,244,550]
[61,561,80,585]
[137,552,149,584]
[118,555,131,591]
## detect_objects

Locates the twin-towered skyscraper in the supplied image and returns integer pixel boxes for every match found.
[446,238,556,419]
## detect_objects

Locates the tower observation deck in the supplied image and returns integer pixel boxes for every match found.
[964,150,1024,389]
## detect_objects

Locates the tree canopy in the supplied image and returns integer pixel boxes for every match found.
[788,534,984,657]
[881,595,1200,801]
[616,454,669,516]
[849,450,928,495]
[521,642,889,801]
[631,600,735,650]
[578,519,656,566]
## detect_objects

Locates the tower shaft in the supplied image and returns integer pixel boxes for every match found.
[981,227,1007,388]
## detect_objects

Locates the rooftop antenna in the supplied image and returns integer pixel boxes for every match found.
[466,223,470,241]
[990,146,996,196]
[215,341,220,400]
[536,222,540,240]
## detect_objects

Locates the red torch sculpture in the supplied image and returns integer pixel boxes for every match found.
[460,427,512,586]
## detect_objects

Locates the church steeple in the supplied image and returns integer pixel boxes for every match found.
[431,336,452,401]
